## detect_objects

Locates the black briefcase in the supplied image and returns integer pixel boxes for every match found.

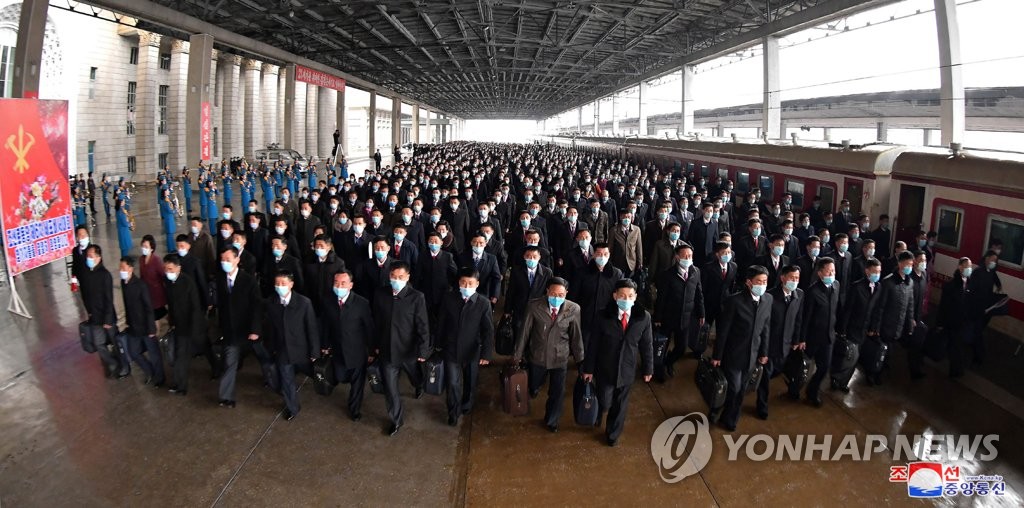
[744,363,764,394]
[366,360,384,394]
[694,357,727,411]
[113,332,132,377]
[422,353,445,396]
[78,321,97,354]
[859,337,889,373]
[652,331,669,382]
[833,336,859,372]
[159,332,176,365]
[495,314,515,356]
[924,327,949,362]
[573,376,599,426]
[783,350,811,390]
[696,323,710,352]
[313,354,336,396]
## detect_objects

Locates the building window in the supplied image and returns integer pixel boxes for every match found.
[129,46,138,65]
[935,206,964,250]
[127,156,137,173]
[126,81,136,135]
[158,85,168,134]
[158,152,168,170]
[986,215,1024,269]
[0,45,14,98]
[87,141,96,173]
[212,127,218,157]
[786,179,805,209]
[88,67,97,99]
[159,53,171,70]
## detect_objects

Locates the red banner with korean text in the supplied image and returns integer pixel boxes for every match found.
[0,99,73,276]
[201,101,211,160]
[295,64,346,92]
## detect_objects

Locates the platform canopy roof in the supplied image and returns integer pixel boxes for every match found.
[135,0,895,119]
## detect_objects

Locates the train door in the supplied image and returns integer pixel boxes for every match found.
[896,184,926,247]
[844,178,864,215]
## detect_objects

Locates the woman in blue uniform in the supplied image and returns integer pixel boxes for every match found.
[182,167,193,214]
[240,170,252,210]
[115,197,132,256]
[205,181,219,233]
[198,167,209,221]
[307,163,317,191]
[157,188,176,253]
[222,168,233,208]
[287,166,299,196]
[261,168,275,212]
[273,164,284,197]
[73,188,87,228]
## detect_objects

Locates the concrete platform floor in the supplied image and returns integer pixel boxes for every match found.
[1,197,1023,507]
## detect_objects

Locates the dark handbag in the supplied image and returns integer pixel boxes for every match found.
[313,354,336,396]
[573,376,599,426]
[903,322,927,349]
[783,350,811,390]
[744,363,764,394]
[652,331,669,382]
[78,321,97,354]
[366,359,384,394]
[495,314,515,356]
[859,337,889,373]
[924,327,949,362]
[422,353,445,396]
[833,336,859,372]
[112,330,131,377]
[696,323,711,352]
[694,357,727,411]
[159,332,176,365]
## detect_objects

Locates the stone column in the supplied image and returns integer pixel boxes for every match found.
[135,32,161,176]
[318,86,336,159]
[261,63,279,147]
[391,101,402,151]
[680,66,695,137]
[277,70,286,146]
[242,58,262,159]
[876,121,888,143]
[168,39,189,171]
[220,53,242,158]
[412,105,420,144]
[11,0,47,98]
[935,0,964,146]
[611,95,620,137]
[305,83,318,157]
[761,36,781,140]
[336,87,347,158]
[209,49,220,159]
[638,81,649,137]
[368,91,377,158]
[592,100,599,135]
[186,34,213,165]
[424,109,431,143]
[293,80,307,153]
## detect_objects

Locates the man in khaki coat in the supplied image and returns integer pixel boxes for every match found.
[609,210,643,278]
[513,277,584,432]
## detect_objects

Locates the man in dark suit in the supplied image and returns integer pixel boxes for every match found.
[216,247,270,408]
[230,232,259,275]
[264,270,319,420]
[867,251,916,385]
[572,244,623,358]
[796,236,822,289]
[304,234,346,316]
[734,218,767,271]
[80,245,122,377]
[831,233,853,310]
[321,270,375,421]
[163,254,211,395]
[71,226,92,289]
[513,277,584,432]
[755,234,790,291]
[174,234,210,309]
[757,265,803,418]
[415,232,458,337]
[438,268,495,426]
[702,242,737,333]
[654,243,705,371]
[834,257,882,391]
[687,203,718,268]
[506,246,553,337]
[338,216,371,269]
[939,257,973,378]
[711,265,771,432]
[390,223,419,268]
[442,196,470,249]
[797,257,840,407]
[118,256,163,385]
[372,262,431,436]
[355,237,395,303]
[245,212,269,268]
[582,279,654,447]
[263,236,305,297]
[459,234,502,305]
[561,229,594,288]
[555,207,588,269]
[295,201,322,263]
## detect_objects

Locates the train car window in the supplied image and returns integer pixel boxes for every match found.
[759,175,774,201]
[701,165,710,178]
[818,185,835,212]
[787,180,805,208]
[986,215,1024,268]
[935,206,964,250]
[737,171,750,193]
[717,167,727,181]
[687,162,695,171]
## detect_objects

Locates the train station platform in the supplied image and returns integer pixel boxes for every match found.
[0,197,1022,506]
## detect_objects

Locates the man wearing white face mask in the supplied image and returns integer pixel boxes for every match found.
[216,247,270,408]
[437,268,494,426]
[939,257,972,378]
[321,270,374,421]
[758,265,804,417]
[118,256,163,386]
[188,217,217,278]
[71,225,93,293]
[654,244,705,374]
[797,258,840,407]
[264,270,319,421]
[711,265,771,432]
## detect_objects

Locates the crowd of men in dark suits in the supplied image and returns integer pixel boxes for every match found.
[71,141,1007,441]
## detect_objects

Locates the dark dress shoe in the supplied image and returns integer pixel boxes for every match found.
[546,424,558,433]
[219,400,236,408]
[144,376,153,386]
[387,423,401,436]
[169,388,187,396]
[448,416,458,427]
[910,371,926,380]
[607,438,618,447]
[757,411,769,420]
[529,390,540,399]
[414,387,424,399]
[808,397,823,408]
[664,363,675,377]
[721,422,737,432]
[283,410,296,421]
[351,413,362,422]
